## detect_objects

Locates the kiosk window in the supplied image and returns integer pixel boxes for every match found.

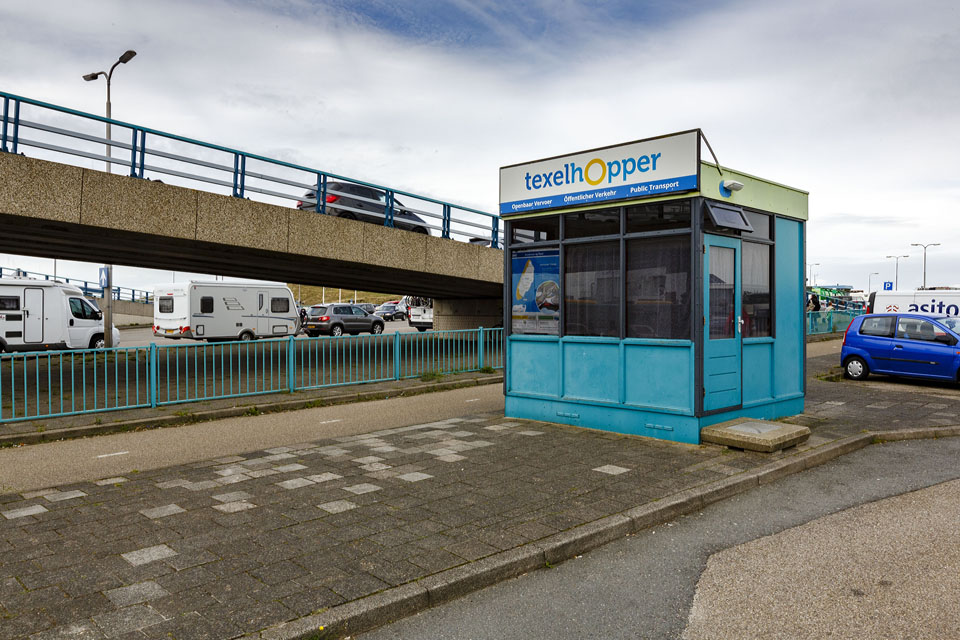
[564,208,620,239]
[271,297,290,313]
[626,201,691,233]
[158,297,174,314]
[200,297,214,313]
[709,248,736,339]
[511,216,559,244]
[704,201,753,232]
[626,236,691,339]
[742,243,771,337]
[0,296,19,311]
[564,241,619,337]
[743,211,771,239]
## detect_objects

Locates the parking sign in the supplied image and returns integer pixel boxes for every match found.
[883,281,893,291]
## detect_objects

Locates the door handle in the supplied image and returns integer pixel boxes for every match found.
[737,316,744,333]
[894,344,903,349]
[69,319,74,326]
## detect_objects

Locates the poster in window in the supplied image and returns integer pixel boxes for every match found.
[511,249,560,335]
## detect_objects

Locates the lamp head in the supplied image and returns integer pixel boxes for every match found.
[82,72,101,81]
[119,50,137,63]
[722,179,744,192]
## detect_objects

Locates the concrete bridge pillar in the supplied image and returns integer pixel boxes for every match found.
[433,297,503,331]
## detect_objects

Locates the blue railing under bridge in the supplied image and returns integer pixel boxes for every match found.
[0,90,502,247]
[0,328,504,423]
[0,266,152,303]
[807,309,865,335]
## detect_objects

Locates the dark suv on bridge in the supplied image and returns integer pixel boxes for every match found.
[297,182,430,235]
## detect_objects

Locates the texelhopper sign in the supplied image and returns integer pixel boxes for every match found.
[499,130,700,215]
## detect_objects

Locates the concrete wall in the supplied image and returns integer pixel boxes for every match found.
[90,297,152,326]
[0,153,503,299]
[434,297,503,331]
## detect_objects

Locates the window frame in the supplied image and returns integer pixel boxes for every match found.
[0,296,20,311]
[270,297,290,313]
[200,296,214,314]
[158,296,174,314]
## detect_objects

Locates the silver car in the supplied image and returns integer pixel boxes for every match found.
[303,304,384,337]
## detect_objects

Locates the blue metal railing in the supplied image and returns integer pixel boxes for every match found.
[0,90,503,248]
[0,266,153,303]
[0,328,505,423]
[807,310,864,335]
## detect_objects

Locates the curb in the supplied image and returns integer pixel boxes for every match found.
[246,427,951,640]
[0,375,504,446]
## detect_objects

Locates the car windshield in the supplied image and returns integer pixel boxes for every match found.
[308,306,327,317]
[939,317,960,332]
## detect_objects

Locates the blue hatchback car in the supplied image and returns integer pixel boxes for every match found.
[841,313,960,382]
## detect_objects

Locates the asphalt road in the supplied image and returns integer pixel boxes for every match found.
[359,436,960,640]
[0,383,504,494]
[119,321,420,347]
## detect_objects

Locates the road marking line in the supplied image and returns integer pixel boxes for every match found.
[97,451,130,459]
[465,399,480,403]
[317,420,342,425]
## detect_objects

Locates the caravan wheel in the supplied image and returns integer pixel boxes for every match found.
[239,331,255,341]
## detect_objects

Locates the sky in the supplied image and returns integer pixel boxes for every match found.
[1,0,958,293]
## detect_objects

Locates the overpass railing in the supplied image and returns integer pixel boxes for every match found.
[0,91,504,248]
[0,328,504,423]
[0,267,152,303]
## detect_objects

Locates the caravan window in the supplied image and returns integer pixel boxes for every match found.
[158,297,174,314]
[200,297,214,313]
[270,297,289,313]
[0,296,19,311]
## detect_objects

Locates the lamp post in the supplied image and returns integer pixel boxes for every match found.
[806,262,820,286]
[83,50,136,349]
[885,255,909,290]
[910,243,940,289]
[867,272,879,293]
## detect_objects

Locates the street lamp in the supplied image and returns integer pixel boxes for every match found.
[867,272,879,293]
[806,262,820,286]
[83,49,137,348]
[885,255,909,290]
[910,243,940,289]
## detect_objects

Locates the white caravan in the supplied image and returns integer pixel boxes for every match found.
[0,277,120,352]
[153,281,299,341]
[868,290,960,317]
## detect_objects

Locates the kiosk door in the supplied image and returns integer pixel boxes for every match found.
[703,235,742,411]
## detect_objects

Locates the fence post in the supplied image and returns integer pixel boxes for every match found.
[394,332,401,380]
[287,336,296,392]
[478,327,484,369]
[829,311,834,333]
[149,343,157,408]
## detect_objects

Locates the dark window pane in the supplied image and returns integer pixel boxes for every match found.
[511,216,559,244]
[0,296,19,311]
[564,208,620,239]
[626,236,691,339]
[709,247,735,339]
[308,306,327,317]
[743,243,771,337]
[704,201,753,232]
[743,211,771,239]
[158,297,174,314]
[625,200,691,233]
[70,298,85,319]
[564,241,620,337]
[271,297,290,313]
[200,297,214,313]
[859,316,895,337]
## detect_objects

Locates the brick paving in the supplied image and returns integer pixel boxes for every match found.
[1,349,959,639]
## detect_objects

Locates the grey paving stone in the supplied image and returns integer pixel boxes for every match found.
[397,472,433,482]
[121,545,178,567]
[246,468,279,478]
[212,501,257,513]
[276,478,314,490]
[593,464,631,475]
[104,581,170,606]
[22,488,58,499]
[28,621,104,640]
[212,491,252,503]
[45,490,88,502]
[92,604,165,637]
[138,504,185,519]
[306,472,342,483]
[516,430,545,436]
[273,463,307,473]
[342,483,382,495]
[94,477,128,486]
[2,503,49,519]
[436,454,467,462]
[318,500,358,514]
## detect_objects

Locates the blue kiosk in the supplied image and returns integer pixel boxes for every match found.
[500,130,807,444]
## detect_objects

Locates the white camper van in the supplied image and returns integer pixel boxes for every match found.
[0,277,120,352]
[868,290,960,317]
[153,281,299,341]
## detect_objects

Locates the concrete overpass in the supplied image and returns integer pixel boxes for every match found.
[0,153,503,328]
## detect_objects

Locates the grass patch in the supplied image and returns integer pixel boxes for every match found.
[479,366,496,374]
[243,406,261,417]
[419,371,444,383]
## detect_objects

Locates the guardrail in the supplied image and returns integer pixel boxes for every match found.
[0,91,503,248]
[0,328,504,423]
[807,309,864,335]
[0,267,153,303]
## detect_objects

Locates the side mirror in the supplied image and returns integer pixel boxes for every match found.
[95,310,103,320]
[935,334,955,345]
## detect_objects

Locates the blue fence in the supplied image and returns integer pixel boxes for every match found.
[807,310,864,335]
[0,266,152,303]
[0,90,503,247]
[0,328,504,423]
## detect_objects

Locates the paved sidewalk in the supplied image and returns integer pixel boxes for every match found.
[1,343,959,640]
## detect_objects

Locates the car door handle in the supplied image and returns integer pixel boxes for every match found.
[69,319,74,326]
[894,344,903,349]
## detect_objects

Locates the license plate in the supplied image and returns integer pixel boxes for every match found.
[165,329,174,334]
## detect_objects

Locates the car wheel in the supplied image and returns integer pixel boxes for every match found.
[239,331,254,341]
[339,213,357,221]
[307,331,319,338]
[331,325,344,337]
[371,323,383,335]
[417,327,427,332]
[412,226,428,235]
[90,334,105,349]
[396,313,406,322]
[844,356,869,380]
